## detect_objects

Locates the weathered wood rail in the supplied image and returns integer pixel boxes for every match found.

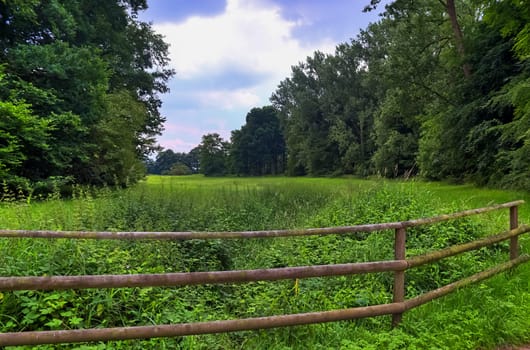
[0,200,528,346]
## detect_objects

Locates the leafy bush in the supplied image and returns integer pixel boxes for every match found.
[162,163,192,176]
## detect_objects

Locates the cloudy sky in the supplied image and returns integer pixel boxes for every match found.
[140,0,386,152]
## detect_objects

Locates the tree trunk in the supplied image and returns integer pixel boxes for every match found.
[445,0,472,78]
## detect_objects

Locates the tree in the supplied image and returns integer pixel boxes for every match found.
[230,106,285,176]
[275,0,530,187]
[272,42,379,176]
[0,90,49,182]
[271,51,342,175]
[148,148,200,175]
[324,43,376,174]
[163,163,192,176]
[89,91,151,185]
[149,149,180,175]
[444,0,471,77]
[364,0,471,77]
[360,0,477,178]
[480,0,530,189]
[3,42,110,182]
[483,0,530,61]
[186,147,201,174]
[0,0,173,187]
[198,133,229,176]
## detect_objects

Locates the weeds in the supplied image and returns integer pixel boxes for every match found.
[0,176,528,349]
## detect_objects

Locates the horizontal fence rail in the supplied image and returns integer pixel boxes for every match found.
[0,256,528,347]
[407,225,529,268]
[0,200,528,346]
[0,200,524,240]
[0,260,409,291]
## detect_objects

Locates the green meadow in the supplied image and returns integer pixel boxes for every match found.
[0,176,529,349]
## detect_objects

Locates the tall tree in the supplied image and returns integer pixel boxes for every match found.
[0,0,173,187]
[272,51,348,175]
[360,0,453,177]
[444,0,472,77]
[230,106,285,176]
[480,0,530,189]
[365,0,471,77]
[198,133,229,176]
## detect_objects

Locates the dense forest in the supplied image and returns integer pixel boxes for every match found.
[0,0,173,191]
[1,0,529,191]
[151,0,529,190]
[271,0,530,188]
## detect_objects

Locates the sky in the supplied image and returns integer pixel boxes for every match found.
[139,0,387,153]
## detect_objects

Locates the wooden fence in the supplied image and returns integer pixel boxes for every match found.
[0,200,529,346]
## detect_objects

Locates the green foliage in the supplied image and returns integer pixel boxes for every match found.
[271,47,374,176]
[0,97,50,178]
[148,149,199,175]
[88,91,149,185]
[483,0,530,60]
[265,0,530,188]
[6,41,109,120]
[0,176,528,349]
[488,67,530,190]
[163,163,192,176]
[197,133,229,176]
[0,0,173,187]
[230,106,286,176]
[362,0,450,177]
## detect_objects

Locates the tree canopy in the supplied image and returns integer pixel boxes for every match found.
[197,133,229,177]
[0,0,173,190]
[267,0,529,188]
[230,106,285,176]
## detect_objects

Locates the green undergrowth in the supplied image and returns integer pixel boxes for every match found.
[0,175,529,349]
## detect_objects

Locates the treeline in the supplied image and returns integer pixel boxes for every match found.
[149,106,286,176]
[147,149,200,175]
[0,0,172,191]
[271,0,529,188]
[156,0,529,189]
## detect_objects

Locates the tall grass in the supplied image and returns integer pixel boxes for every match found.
[0,175,529,349]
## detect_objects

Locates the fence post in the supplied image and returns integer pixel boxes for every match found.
[392,227,406,326]
[510,206,519,260]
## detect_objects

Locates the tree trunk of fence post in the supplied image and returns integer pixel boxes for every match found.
[510,206,519,260]
[392,227,406,327]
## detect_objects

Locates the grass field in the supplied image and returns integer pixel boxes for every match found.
[0,175,529,349]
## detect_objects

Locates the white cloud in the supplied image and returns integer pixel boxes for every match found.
[154,0,336,81]
[198,89,261,110]
[153,0,340,151]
